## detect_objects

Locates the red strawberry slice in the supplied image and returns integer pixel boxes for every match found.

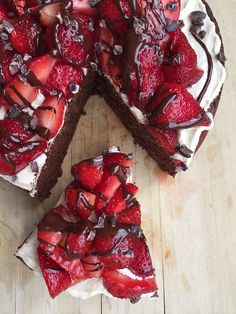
[51,205,79,223]
[72,158,103,190]
[65,184,96,219]
[103,152,132,169]
[163,65,204,88]
[34,95,66,140]
[147,82,204,129]
[46,61,84,97]
[8,0,26,15]
[162,0,180,26]
[0,140,47,175]
[0,118,33,149]
[10,14,41,55]
[37,231,62,247]
[98,0,132,34]
[102,270,157,299]
[38,247,72,298]
[81,255,103,278]
[39,2,62,27]
[66,0,97,17]
[104,183,138,216]
[28,54,57,84]
[117,202,141,225]
[148,126,178,155]
[55,13,94,66]
[67,233,92,255]
[94,168,122,211]
[129,239,154,277]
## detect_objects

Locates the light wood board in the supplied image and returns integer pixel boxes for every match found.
[0,1,236,313]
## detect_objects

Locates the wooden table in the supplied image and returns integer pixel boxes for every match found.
[0,1,235,313]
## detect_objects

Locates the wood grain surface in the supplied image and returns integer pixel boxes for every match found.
[0,1,235,313]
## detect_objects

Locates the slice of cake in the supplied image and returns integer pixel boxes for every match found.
[0,0,226,199]
[16,148,158,302]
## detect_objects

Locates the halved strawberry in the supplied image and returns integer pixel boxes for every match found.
[65,0,97,17]
[0,140,47,175]
[34,95,66,140]
[55,13,94,66]
[37,230,62,247]
[147,82,204,129]
[104,183,138,216]
[46,60,84,97]
[39,2,62,27]
[67,233,92,255]
[129,239,154,277]
[38,247,72,298]
[103,152,132,169]
[10,14,41,55]
[81,255,103,278]
[8,0,26,15]
[117,203,141,225]
[28,54,57,84]
[0,118,33,149]
[148,126,178,155]
[72,158,103,190]
[65,184,96,219]
[102,270,157,299]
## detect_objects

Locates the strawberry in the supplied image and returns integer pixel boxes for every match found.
[0,118,33,149]
[81,255,103,278]
[98,0,132,34]
[148,126,178,155]
[46,60,84,97]
[103,152,132,169]
[0,2,11,21]
[10,14,41,55]
[38,247,72,298]
[65,0,98,17]
[117,203,141,225]
[34,95,66,140]
[39,2,62,27]
[37,231,62,247]
[0,140,47,175]
[147,82,204,129]
[65,184,96,219]
[28,54,57,84]
[55,13,95,66]
[7,0,26,15]
[1,51,15,83]
[72,158,103,190]
[129,239,154,277]
[102,270,157,299]
[104,183,138,216]
[162,0,180,26]
[51,205,78,223]
[67,233,92,255]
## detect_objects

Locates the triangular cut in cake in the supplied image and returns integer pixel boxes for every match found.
[16,148,158,302]
[0,0,226,199]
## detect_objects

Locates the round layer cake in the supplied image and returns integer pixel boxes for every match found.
[0,0,226,199]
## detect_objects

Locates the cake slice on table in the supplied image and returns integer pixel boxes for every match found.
[16,148,158,302]
[0,0,226,199]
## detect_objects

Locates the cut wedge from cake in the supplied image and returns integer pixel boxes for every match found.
[16,148,158,302]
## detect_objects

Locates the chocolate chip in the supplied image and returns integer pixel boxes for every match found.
[198,30,206,39]
[178,145,193,158]
[192,18,204,27]
[191,11,207,20]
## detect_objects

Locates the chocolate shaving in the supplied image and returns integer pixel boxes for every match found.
[177,145,193,158]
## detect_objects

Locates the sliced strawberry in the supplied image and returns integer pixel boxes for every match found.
[0,140,47,175]
[1,51,15,83]
[117,203,141,225]
[51,204,79,223]
[38,231,62,247]
[46,60,84,97]
[98,0,132,34]
[55,13,94,66]
[102,270,157,299]
[39,2,62,27]
[103,152,132,169]
[38,247,72,298]
[72,158,103,190]
[162,0,180,26]
[104,183,138,216]
[66,0,97,17]
[34,95,66,140]
[147,82,205,129]
[67,233,92,255]
[81,255,103,278]
[0,118,33,149]
[10,14,41,55]
[65,184,96,219]
[163,65,204,88]
[129,239,154,277]
[148,126,178,155]
[8,0,26,15]
[28,54,57,84]
[0,2,11,21]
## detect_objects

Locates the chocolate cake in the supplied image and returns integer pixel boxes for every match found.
[0,0,226,199]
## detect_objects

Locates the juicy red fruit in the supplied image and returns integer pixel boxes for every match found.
[148,126,178,155]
